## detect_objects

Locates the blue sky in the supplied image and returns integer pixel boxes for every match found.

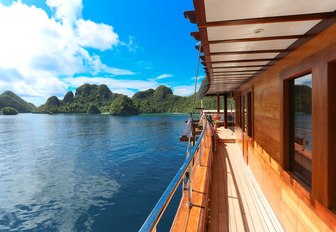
[0,0,203,106]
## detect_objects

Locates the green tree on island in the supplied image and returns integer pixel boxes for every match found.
[109,95,139,115]
[1,107,19,115]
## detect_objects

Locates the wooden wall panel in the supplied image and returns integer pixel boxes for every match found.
[232,17,336,229]
[250,141,336,231]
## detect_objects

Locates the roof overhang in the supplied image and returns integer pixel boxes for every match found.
[186,0,336,95]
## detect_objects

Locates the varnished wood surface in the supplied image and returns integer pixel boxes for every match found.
[248,141,336,231]
[216,127,236,143]
[171,123,213,232]
[208,136,283,232]
[234,18,336,217]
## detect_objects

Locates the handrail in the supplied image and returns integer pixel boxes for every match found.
[139,116,208,232]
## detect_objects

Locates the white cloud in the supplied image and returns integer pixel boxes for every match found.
[89,55,134,75]
[121,36,142,53]
[155,74,173,80]
[0,1,134,105]
[46,0,82,26]
[76,19,119,51]
[0,68,67,105]
[172,83,201,97]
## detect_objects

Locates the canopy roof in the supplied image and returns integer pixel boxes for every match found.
[186,0,336,95]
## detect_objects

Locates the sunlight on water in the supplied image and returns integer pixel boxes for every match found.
[0,114,186,231]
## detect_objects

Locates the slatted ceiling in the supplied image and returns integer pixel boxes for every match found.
[207,20,321,41]
[209,39,298,52]
[211,61,270,67]
[213,71,258,74]
[211,61,267,68]
[188,1,336,95]
[204,0,336,22]
[213,68,262,72]
[210,59,275,64]
[210,53,279,62]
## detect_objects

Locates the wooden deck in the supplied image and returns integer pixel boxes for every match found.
[216,127,236,143]
[208,129,284,232]
[171,127,284,231]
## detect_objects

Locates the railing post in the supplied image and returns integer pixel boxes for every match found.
[187,162,193,208]
[139,116,208,231]
[198,138,202,166]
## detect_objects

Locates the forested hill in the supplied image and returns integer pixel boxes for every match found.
[132,79,217,113]
[33,78,219,114]
[0,91,36,113]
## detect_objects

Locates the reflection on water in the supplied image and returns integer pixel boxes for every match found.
[0,114,186,231]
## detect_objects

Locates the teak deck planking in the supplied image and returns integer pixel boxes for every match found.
[208,134,283,232]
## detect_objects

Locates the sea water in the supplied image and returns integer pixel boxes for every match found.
[0,113,187,231]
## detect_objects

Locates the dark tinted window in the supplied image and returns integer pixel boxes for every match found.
[290,73,312,187]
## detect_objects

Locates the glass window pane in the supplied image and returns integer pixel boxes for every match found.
[291,73,312,187]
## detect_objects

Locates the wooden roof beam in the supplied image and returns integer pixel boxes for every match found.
[207,35,302,44]
[184,11,197,24]
[209,58,277,64]
[199,12,334,28]
[210,49,286,55]
[191,32,201,41]
[211,64,269,69]
[212,70,261,74]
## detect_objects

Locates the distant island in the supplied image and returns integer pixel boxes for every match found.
[0,91,36,115]
[1,78,219,116]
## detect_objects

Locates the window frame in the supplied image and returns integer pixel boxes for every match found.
[288,73,313,188]
[282,69,313,191]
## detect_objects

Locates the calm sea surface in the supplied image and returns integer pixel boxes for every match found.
[0,114,188,231]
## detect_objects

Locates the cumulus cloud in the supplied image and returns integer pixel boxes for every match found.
[155,74,173,80]
[172,83,201,97]
[0,1,134,105]
[76,19,119,51]
[46,0,82,26]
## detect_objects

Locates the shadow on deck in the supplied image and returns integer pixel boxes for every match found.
[208,129,284,232]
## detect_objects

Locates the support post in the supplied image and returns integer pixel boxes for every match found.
[216,93,220,114]
[224,94,228,128]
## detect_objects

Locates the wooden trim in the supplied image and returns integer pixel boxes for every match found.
[207,35,302,44]
[191,31,200,41]
[200,12,333,28]
[213,74,252,77]
[213,70,261,74]
[211,65,269,69]
[184,10,196,24]
[205,92,231,96]
[210,58,277,64]
[210,50,285,55]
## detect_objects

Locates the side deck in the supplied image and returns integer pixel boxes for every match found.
[171,127,284,231]
[208,131,283,231]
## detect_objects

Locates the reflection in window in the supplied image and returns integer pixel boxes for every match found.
[290,73,312,187]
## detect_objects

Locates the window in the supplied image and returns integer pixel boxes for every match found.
[289,73,312,187]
